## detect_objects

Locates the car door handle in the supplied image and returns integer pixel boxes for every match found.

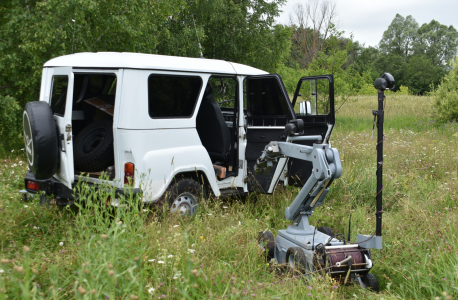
[60,134,66,152]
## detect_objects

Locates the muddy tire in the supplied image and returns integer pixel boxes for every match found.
[23,101,59,179]
[73,119,114,172]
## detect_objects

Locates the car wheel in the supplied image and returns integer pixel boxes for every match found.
[165,178,204,216]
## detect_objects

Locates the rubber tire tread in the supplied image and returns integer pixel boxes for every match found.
[23,101,59,179]
[73,119,114,172]
[362,273,379,293]
[257,231,275,260]
[317,226,334,238]
[286,246,309,274]
[165,178,203,216]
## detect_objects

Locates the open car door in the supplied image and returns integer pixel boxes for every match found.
[244,74,295,193]
[48,67,75,189]
[287,75,335,186]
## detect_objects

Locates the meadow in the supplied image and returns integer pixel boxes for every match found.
[1,94,458,299]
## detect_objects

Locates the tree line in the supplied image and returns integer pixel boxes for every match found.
[0,1,457,150]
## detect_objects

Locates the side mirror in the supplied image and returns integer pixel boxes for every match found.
[299,101,312,115]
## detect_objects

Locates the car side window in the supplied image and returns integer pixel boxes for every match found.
[50,76,69,116]
[148,75,202,118]
[246,77,289,116]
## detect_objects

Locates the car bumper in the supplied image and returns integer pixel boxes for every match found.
[23,171,142,206]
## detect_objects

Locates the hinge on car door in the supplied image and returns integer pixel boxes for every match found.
[66,124,72,141]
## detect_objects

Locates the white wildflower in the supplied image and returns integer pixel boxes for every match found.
[59,242,64,247]
[223,206,228,209]
[148,259,156,262]
[33,226,40,230]
[188,249,195,253]
[238,221,241,225]
[24,205,28,208]
[173,225,179,228]
[0,269,4,274]
[157,261,165,264]
[167,255,174,258]
[147,287,155,294]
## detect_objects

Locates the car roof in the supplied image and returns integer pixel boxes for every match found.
[43,52,268,76]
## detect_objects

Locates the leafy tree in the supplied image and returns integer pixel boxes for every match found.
[414,20,458,66]
[404,55,445,95]
[188,0,290,72]
[379,14,419,57]
[432,58,458,122]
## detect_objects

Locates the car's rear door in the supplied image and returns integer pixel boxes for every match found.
[47,67,75,189]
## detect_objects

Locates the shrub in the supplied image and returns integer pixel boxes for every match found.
[432,58,458,123]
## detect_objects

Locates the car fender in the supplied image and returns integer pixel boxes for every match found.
[139,145,220,202]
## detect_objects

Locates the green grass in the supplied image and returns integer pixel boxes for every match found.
[1,94,458,299]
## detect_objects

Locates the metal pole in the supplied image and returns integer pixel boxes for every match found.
[375,90,384,237]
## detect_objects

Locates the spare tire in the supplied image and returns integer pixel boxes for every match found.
[23,101,59,179]
[73,118,114,172]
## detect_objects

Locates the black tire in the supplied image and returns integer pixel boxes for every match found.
[317,226,334,238]
[73,119,114,172]
[23,101,59,179]
[362,273,379,293]
[286,247,311,274]
[164,178,204,216]
[257,230,275,260]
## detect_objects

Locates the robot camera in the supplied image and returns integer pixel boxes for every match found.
[374,73,395,90]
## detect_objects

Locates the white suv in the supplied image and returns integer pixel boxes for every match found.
[22,52,335,214]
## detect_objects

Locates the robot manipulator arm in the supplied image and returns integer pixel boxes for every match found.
[254,141,342,220]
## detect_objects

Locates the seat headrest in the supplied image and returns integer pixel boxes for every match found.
[203,83,213,101]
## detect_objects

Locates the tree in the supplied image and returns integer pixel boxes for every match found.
[414,20,458,66]
[404,55,445,95]
[188,0,291,72]
[379,14,418,57]
[288,0,338,68]
[432,58,458,122]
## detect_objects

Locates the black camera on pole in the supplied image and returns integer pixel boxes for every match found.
[374,73,395,90]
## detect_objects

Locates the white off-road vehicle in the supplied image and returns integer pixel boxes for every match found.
[22,52,335,214]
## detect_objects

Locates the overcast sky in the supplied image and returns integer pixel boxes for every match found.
[275,0,458,47]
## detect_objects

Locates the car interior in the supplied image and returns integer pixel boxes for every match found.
[196,76,239,179]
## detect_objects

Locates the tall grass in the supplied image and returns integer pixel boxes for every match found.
[1,94,458,299]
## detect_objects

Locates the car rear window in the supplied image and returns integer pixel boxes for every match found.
[50,76,69,116]
[148,75,202,118]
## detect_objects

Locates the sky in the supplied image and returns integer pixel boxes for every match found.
[275,0,458,47]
